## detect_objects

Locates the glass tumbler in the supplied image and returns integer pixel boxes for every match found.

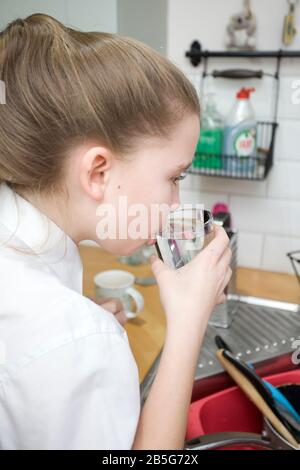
[155,206,215,269]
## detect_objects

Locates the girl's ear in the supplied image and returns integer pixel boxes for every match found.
[79,146,113,201]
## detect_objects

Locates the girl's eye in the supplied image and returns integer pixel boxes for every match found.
[172,172,187,185]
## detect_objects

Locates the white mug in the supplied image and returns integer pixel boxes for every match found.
[94,269,144,319]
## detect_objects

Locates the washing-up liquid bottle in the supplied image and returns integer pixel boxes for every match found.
[223,87,257,175]
[193,93,224,170]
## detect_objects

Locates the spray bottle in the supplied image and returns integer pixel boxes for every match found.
[223,87,257,174]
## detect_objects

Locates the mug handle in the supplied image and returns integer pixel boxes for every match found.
[125,287,144,319]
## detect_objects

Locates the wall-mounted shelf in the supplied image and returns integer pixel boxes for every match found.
[185,41,300,66]
[185,42,300,181]
[190,121,277,181]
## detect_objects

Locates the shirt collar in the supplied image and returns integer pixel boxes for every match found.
[0,182,83,294]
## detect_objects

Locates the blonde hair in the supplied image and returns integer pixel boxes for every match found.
[0,13,200,197]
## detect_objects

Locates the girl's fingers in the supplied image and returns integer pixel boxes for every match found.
[150,254,171,280]
[92,297,124,315]
[217,247,232,274]
[216,292,226,305]
[114,310,128,326]
[88,295,113,306]
[219,267,233,296]
[201,224,230,264]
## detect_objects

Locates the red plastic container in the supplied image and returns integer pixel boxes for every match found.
[186,369,300,450]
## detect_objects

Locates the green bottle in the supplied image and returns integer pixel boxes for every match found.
[193,94,224,170]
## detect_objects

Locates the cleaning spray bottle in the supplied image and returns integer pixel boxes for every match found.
[223,87,257,175]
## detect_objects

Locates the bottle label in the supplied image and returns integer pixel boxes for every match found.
[194,129,223,169]
[234,129,256,157]
[197,129,223,155]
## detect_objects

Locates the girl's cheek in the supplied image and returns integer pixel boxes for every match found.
[171,183,180,204]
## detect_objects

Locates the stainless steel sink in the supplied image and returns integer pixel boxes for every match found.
[140,295,300,406]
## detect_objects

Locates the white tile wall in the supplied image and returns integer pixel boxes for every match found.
[274,120,300,162]
[228,196,300,237]
[179,188,229,208]
[181,173,268,197]
[237,232,264,269]
[262,235,300,274]
[278,77,300,121]
[170,0,300,274]
[267,162,300,200]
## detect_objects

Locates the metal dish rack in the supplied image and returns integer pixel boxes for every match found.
[140,296,300,407]
[287,250,300,286]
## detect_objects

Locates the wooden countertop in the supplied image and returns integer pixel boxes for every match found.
[78,245,300,384]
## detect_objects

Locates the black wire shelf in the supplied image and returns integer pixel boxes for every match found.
[287,250,300,286]
[189,121,277,181]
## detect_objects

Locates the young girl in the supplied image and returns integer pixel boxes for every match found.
[0,14,231,450]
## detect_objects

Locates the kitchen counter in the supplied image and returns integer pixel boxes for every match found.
[79,245,300,384]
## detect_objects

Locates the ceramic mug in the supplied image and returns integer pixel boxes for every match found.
[94,269,144,319]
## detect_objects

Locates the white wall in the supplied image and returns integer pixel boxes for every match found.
[168,0,300,274]
[0,0,118,32]
[117,0,168,55]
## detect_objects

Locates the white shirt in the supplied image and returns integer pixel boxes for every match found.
[0,182,140,450]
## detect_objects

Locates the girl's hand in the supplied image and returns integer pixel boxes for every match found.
[88,296,127,327]
[150,224,232,335]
